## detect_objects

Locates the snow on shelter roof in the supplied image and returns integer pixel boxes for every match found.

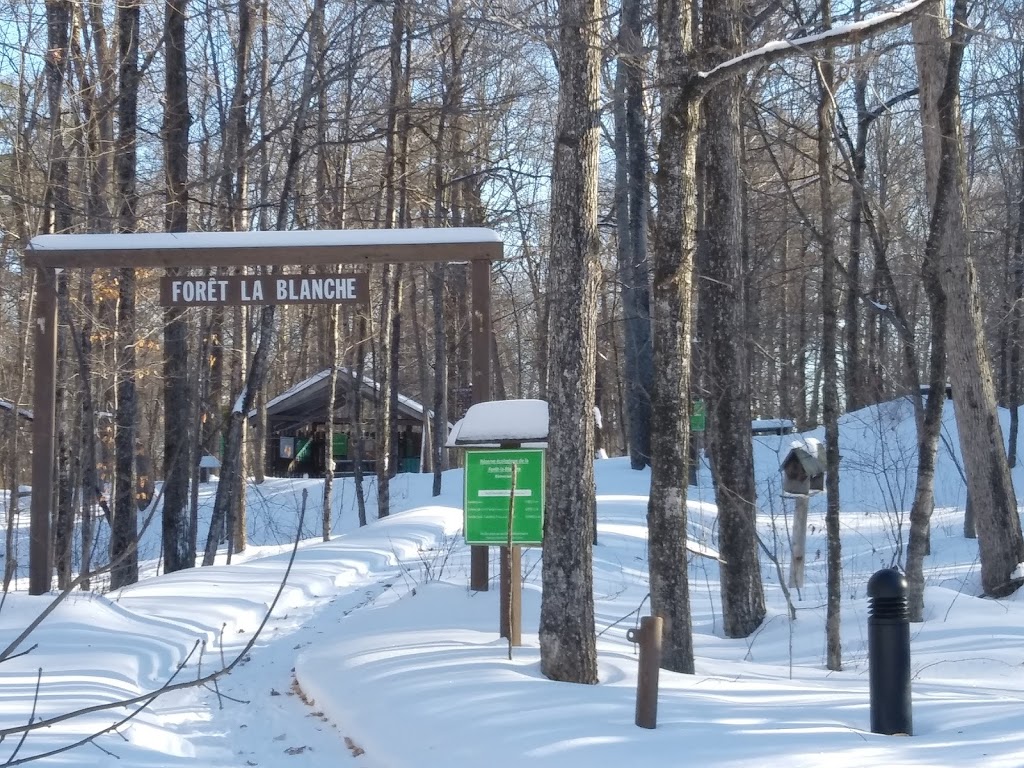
[24,228,503,269]
[0,398,32,421]
[447,400,548,447]
[258,367,449,428]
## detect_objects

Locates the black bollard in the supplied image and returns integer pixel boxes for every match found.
[867,568,912,735]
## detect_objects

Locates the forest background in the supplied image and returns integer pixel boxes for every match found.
[2,0,1024,684]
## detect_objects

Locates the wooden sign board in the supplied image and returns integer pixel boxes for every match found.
[159,273,369,306]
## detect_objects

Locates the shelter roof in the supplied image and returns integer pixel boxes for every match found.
[0,398,32,422]
[259,368,442,433]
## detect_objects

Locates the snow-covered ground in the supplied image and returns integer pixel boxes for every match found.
[1,397,1023,766]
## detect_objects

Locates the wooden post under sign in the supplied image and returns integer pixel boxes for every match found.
[502,463,522,648]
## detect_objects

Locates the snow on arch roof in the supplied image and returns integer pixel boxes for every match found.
[24,227,504,269]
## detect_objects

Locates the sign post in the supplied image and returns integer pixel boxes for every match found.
[447,398,548,641]
[463,446,545,647]
[23,228,502,595]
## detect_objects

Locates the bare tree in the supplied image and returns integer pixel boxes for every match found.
[650,0,932,673]
[699,0,766,639]
[162,0,194,574]
[111,0,141,590]
[613,0,653,470]
[815,1,843,671]
[538,0,602,685]
[915,0,1024,597]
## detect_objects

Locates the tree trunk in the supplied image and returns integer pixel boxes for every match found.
[388,266,405,479]
[816,16,842,670]
[649,0,699,674]
[161,0,193,574]
[111,0,141,590]
[845,31,868,412]
[46,0,75,592]
[73,4,115,589]
[614,0,653,469]
[78,272,99,590]
[323,311,338,540]
[904,6,952,622]
[431,262,448,496]
[1007,74,1024,467]
[916,0,1024,596]
[905,265,946,621]
[700,0,766,639]
[538,0,601,685]
[204,307,276,566]
[351,316,369,528]
[373,0,407,518]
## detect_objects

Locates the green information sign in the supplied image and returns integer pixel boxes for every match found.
[690,399,706,433]
[464,449,545,546]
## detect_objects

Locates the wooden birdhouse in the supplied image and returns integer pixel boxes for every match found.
[781,443,825,496]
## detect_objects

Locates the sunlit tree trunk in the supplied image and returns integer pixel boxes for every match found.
[815,3,842,671]
[700,0,766,639]
[649,0,699,675]
[538,0,601,685]
[45,0,75,592]
[917,0,1024,596]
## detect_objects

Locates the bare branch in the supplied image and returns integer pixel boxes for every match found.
[699,0,936,91]
[5,668,42,765]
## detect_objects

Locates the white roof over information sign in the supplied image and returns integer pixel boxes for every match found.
[447,399,548,447]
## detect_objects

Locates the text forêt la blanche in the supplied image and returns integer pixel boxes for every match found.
[165,275,365,305]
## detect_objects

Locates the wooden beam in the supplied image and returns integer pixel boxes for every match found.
[470,258,493,592]
[29,268,58,595]
[25,233,503,269]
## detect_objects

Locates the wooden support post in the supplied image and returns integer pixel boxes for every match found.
[789,494,809,590]
[29,268,58,595]
[470,258,491,591]
[500,545,522,647]
[628,615,664,729]
[501,462,522,646]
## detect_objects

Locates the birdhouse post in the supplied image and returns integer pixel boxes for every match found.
[781,440,825,589]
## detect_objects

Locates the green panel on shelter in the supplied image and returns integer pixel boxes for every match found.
[690,399,706,433]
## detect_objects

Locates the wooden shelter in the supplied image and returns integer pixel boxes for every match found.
[259,368,444,477]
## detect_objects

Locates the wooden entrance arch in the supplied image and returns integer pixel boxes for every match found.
[24,228,502,595]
